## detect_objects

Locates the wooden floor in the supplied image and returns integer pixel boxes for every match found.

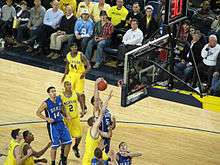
[0,59,220,165]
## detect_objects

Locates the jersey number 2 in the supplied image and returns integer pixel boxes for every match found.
[69,105,74,112]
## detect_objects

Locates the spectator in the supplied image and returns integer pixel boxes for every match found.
[210,51,220,95]
[0,0,16,40]
[41,0,53,10]
[124,0,145,11]
[48,5,76,59]
[107,0,128,29]
[117,18,143,66]
[192,35,220,87]
[174,30,205,83]
[16,0,30,26]
[211,16,220,42]
[59,0,77,16]
[191,0,215,35]
[91,0,110,22]
[4,129,33,164]
[85,10,114,68]
[125,2,143,28]
[76,0,94,18]
[178,20,192,43]
[22,0,46,52]
[210,0,220,14]
[141,5,158,39]
[72,9,94,53]
[37,0,64,53]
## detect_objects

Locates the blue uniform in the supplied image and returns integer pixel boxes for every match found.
[91,158,108,165]
[45,96,72,149]
[99,109,112,153]
[116,152,132,165]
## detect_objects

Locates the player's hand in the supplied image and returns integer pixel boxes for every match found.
[95,77,103,84]
[46,118,54,123]
[80,110,86,118]
[80,72,86,79]
[66,115,71,122]
[109,150,116,160]
[27,149,33,157]
[47,142,52,147]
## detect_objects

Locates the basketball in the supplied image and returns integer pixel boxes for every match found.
[98,79,107,91]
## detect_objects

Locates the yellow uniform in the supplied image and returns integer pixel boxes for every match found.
[107,6,128,26]
[59,0,77,16]
[61,91,82,138]
[66,51,85,94]
[82,128,108,165]
[4,139,20,165]
[21,142,34,165]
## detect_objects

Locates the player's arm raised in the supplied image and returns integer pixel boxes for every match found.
[14,145,32,165]
[36,102,54,123]
[127,152,142,158]
[94,78,101,111]
[30,142,51,158]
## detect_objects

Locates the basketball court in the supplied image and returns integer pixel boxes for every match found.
[0,59,220,164]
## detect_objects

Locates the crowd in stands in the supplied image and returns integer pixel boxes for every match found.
[0,0,220,95]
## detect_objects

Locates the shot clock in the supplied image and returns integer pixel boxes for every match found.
[164,0,188,25]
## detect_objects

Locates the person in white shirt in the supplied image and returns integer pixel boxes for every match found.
[117,18,143,66]
[37,0,63,54]
[193,34,220,87]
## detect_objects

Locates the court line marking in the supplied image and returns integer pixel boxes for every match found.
[0,120,220,135]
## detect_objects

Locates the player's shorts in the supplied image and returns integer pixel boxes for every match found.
[64,117,82,138]
[47,121,72,149]
[82,151,108,165]
[65,73,84,94]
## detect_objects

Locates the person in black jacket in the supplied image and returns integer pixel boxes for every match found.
[141,5,158,40]
[174,30,206,83]
[48,5,76,59]
[125,2,143,29]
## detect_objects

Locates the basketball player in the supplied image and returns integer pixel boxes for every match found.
[60,80,86,158]
[36,86,72,165]
[82,84,113,165]
[91,78,116,154]
[91,148,118,165]
[61,43,91,112]
[116,142,142,164]
[21,130,51,164]
[4,129,33,165]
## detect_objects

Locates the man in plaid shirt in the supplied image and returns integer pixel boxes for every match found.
[85,10,114,68]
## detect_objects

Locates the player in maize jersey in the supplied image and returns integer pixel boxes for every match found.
[36,86,72,165]
[116,142,142,165]
[21,130,51,165]
[91,78,116,154]
[4,129,33,165]
[82,80,113,165]
[60,80,86,159]
[61,43,91,113]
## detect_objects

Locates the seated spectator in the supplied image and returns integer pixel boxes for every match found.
[178,20,192,43]
[16,0,30,26]
[211,15,220,42]
[37,0,64,54]
[59,0,77,16]
[210,52,220,95]
[0,0,16,40]
[91,0,110,22]
[116,142,142,164]
[85,10,114,68]
[22,0,46,52]
[48,5,76,59]
[191,0,215,35]
[76,0,94,18]
[107,0,128,29]
[72,9,94,53]
[117,18,143,66]
[192,35,220,88]
[124,0,145,11]
[141,5,158,40]
[174,30,205,83]
[125,2,143,29]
